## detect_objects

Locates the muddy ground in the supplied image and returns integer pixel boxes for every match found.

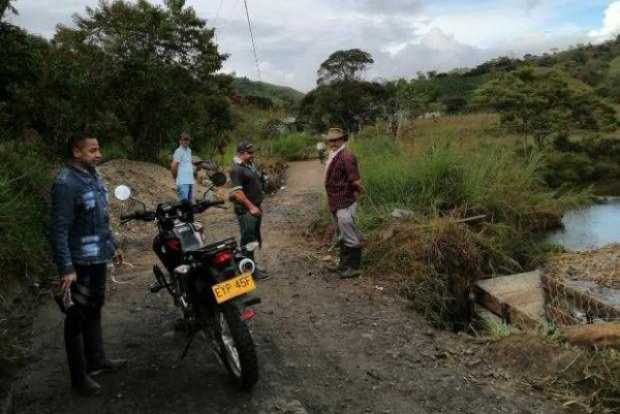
[12,160,566,414]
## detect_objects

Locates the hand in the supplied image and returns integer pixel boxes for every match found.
[61,273,77,290]
[249,205,262,217]
[113,250,124,267]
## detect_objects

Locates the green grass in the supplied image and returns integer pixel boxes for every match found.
[351,136,588,233]
[609,55,620,76]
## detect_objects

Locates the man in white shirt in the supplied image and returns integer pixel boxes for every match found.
[171,132,196,202]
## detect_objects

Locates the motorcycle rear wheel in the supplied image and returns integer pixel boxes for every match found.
[212,303,258,390]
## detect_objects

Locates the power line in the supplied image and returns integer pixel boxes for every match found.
[241,0,261,81]
[211,0,225,43]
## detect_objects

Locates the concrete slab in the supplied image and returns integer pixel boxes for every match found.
[475,270,545,329]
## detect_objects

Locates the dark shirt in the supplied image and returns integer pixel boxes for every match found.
[325,148,361,213]
[230,161,264,215]
[49,163,117,276]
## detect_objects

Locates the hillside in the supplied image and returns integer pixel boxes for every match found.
[232,76,305,108]
[406,36,620,114]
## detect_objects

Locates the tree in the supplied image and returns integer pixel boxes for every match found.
[317,49,374,85]
[476,67,617,150]
[0,23,51,142]
[0,0,17,21]
[54,0,230,160]
[298,80,388,133]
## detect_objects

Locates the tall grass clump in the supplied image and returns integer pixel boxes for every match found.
[354,137,589,232]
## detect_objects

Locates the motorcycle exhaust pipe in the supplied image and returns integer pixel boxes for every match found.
[238,258,256,275]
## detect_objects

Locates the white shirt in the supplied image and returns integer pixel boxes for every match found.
[173,146,195,185]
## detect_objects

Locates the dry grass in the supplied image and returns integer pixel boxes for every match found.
[366,217,484,330]
[545,245,620,289]
[490,334,620,413]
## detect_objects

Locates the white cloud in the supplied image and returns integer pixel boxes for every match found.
[589,1,620,43]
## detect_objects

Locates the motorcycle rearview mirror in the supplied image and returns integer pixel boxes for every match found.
[209,172,227,187]
[114,185,132,201]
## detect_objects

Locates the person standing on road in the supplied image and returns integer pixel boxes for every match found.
[50,132,127,396]
[229,142,270,280]
[324,127,364,279]
[171,132,197,202]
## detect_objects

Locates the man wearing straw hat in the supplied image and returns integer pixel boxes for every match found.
[324,127,364,278]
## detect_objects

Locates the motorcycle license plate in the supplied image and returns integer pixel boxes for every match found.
[212,273,256,304]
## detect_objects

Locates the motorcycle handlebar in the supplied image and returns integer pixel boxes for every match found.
[120,211,156,224]
[193,199,226,214]
[120,200,225,224]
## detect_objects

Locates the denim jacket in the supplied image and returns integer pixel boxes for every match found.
[50,163,117,276]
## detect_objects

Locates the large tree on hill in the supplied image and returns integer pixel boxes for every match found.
[298,49,384,132]
[475,67,617,151]
[54,0,230,160]
[317,49,374,85]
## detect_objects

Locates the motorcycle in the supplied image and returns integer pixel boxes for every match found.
[113,182,260,390]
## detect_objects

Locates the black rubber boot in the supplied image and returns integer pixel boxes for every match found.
[339,247,362,279]
[84,315,127,376]
[65,332,101,396]
[328,242,349,273]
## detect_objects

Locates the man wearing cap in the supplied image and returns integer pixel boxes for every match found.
[171,132,196,202]
[229,142,269,280]
[324,127,364,278]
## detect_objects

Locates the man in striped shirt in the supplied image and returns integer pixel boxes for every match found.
[324,128,364,279]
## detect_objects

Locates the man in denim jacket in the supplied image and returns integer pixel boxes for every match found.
[50,133,126,395]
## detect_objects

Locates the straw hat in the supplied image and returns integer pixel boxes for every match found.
[324,127,348,141]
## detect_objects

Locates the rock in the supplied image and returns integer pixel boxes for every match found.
[391,208,414,220]
[563,323,620,349]
[272,399,308,414]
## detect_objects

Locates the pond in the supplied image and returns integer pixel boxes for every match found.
[546,198,620,251]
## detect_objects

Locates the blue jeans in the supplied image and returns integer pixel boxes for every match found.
[176,184,194,202]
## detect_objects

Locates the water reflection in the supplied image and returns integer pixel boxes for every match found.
[546,199,620,251]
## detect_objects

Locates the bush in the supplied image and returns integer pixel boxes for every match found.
[0,140,53,283]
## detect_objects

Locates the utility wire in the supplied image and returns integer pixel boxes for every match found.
[211,0,225,43]
[241,0,262,81]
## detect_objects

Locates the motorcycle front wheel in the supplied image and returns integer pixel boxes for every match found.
[211,303,258,390]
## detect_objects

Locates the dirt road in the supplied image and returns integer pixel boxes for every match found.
[13,160,564,414]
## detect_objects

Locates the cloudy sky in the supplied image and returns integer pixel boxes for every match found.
[7,0,620,91]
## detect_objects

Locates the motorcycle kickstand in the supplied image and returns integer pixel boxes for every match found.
[180,330,197,360]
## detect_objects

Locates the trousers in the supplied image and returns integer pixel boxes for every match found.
[332,202,362,248]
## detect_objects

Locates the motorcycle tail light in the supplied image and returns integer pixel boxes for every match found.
[212,251,232,267]
[241,309,256,321]
[166,239,181,251]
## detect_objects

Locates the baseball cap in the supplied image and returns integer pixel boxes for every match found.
[236,142,254,153]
